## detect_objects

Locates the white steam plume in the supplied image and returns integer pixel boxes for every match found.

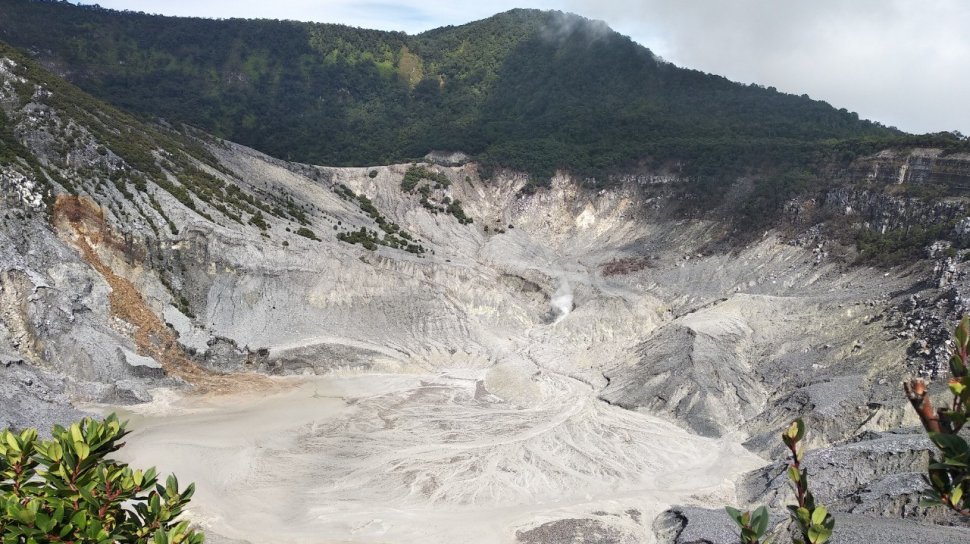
[551,279,573,322]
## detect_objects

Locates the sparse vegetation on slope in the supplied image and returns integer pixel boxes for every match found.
[400,165,472,224]
[0,40,315,234]
[335,183,425,253]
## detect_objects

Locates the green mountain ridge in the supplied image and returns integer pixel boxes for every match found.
[3,0,952,185]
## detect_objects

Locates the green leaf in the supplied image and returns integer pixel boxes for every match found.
[795,506,811,525]
[808,524,832,544]
[5,432,21,453]
[752,506,770,535]
[73,441,90,461]
[34,512,52,533]
[951,486,964,506]
[69,424,83,444]
[950,381,967,397]
[951,355,966,378]
[14,506,35,525]
[811,506,828,525]
[48,442,63,462]
[930,432,969,454]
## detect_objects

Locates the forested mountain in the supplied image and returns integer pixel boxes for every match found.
[4,0,955,186]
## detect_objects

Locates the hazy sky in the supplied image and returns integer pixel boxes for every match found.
[77,0,970,135]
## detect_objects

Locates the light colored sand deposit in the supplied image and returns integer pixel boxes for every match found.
[107,368,763,544]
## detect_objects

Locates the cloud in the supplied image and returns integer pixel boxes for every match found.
[75,0,970,134]
[560,0,970,134]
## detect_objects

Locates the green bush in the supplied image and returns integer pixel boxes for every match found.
[248,211,268,231]
[0,414,203,543]
[446,199,473,225]
[295,227,319,241]
[401,166,448,193]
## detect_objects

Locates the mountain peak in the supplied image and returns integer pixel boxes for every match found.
[0,0,915,185]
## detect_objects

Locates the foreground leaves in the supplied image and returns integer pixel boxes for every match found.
[905,315,970,516]
[725,418,833,544]
[0,414,203,543]
[726,505,774,544]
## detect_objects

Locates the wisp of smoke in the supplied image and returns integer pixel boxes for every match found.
[550,279,573,323]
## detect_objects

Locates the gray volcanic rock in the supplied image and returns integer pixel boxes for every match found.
[654,507,970,544]
[517,518,637,544]
[740,430,969,526]
[832,514,970,543]
[0,356,86,433]
[600,318,764,437]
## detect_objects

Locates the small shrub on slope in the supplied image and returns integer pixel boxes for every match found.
[726,419,833,544]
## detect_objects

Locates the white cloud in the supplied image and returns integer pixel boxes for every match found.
[560,0,970,134]
[76,0,970,134]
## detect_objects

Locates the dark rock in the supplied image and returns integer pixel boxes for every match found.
[517,518,634,544]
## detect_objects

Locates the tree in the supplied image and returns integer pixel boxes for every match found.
[0,414,203,543]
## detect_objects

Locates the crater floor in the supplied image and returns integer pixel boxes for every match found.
[108,369,762,544]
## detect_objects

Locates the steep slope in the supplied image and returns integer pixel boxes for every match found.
[0,0,904,180]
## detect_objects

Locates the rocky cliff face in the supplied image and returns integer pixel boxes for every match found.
[847,148,970,189]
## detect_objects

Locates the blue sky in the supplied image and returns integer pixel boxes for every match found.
[75,0,970,135]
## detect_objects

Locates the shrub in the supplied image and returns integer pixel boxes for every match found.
[782,420,834,544]
[401,165,448,193]
[725,418,833,544]
[726,505,772,544]
[0,414,203,543]
[248,211,268,230]
[446,199,473,225]
[295,227,319,241]
[905,315,970,516]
